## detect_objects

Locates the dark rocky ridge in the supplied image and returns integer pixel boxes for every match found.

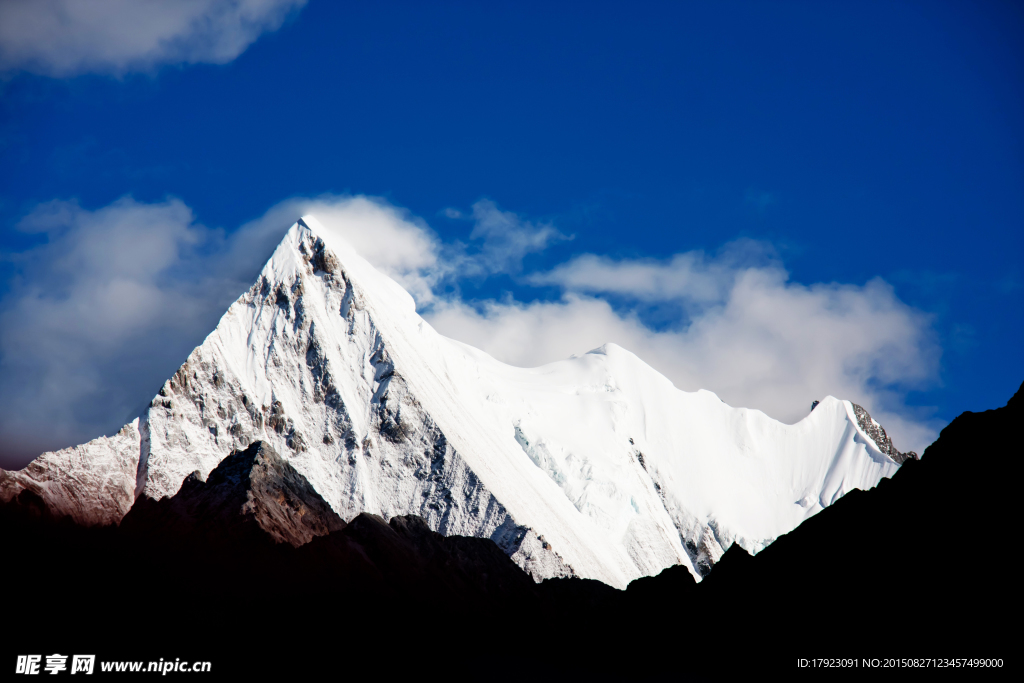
[121,441,346,546]
[2,381,1017,678]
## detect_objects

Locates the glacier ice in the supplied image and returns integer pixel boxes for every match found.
[0,216,912,588]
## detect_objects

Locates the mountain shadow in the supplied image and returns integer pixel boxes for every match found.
[2,383,1017,678]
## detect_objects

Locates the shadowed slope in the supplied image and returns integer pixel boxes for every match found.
[2,383,1015,678]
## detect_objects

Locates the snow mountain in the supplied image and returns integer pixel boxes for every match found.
[0,216,916,588]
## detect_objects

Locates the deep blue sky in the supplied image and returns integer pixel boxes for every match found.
[1,0,1022,434]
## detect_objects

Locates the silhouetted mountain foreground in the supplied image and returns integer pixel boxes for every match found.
[3,383,1017,679]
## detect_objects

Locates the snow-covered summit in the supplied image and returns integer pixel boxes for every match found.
[0,216,912,588]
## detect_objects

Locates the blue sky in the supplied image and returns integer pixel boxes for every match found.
[0,0,1021,466]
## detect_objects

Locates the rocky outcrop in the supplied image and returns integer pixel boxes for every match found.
[850,402,919,464]
[121,441,346,546]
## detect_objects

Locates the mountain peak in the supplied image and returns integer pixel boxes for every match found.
[0,216,911,588]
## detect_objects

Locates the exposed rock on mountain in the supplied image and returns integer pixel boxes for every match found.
[850,402,919,464]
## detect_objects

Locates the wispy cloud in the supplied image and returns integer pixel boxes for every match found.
[0,194,941,466]
[0,0,306,77]
[458,199,571,276]
[528,239,777,309]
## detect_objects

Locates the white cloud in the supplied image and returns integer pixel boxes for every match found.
[529,239,776,308]
[0,193,941,466]
[459,199,570,276]
[0,0,306,77]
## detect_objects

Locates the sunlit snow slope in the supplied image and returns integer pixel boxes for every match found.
[0,217,913,588]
